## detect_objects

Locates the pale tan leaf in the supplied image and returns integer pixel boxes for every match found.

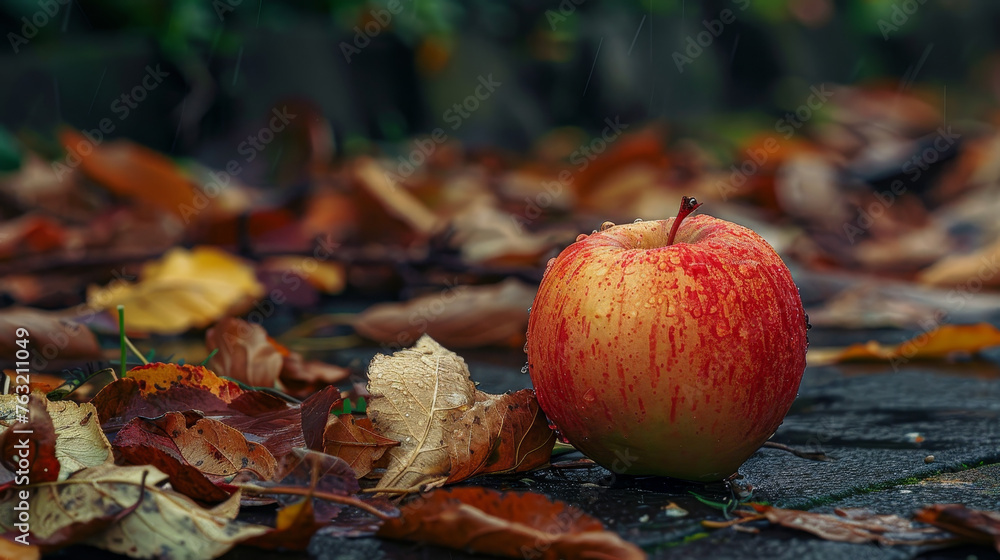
[367,336,477,491]
[46,400,113,478]
[0,464,267,560]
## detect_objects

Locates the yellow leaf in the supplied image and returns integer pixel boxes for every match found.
[86,247,264,334]
[808,323,1000,366]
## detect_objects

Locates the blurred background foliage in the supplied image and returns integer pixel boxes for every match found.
[3,0,999,170]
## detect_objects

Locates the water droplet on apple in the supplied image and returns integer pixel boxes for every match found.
[523,341,529,353]
[583,388,597,403]
[576,233,588,242]
[520,364,529,374]
[634,218,643,223]
[600,221,616,231]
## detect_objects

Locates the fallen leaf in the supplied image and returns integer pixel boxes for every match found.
[278,351,352,397]
[448,202,565,266]
[258,256,346,294]
[86,246,264,335]
[0,306,101,360]
[59,129,199,219]
[45,400,113,477]
[0,214,68,260]
[0,464,267,559]
[355,157,442,237]
[367,336,478,491]
[243,498,325,551]
[377,487,645,560]
[367,336,554,492]
[206,318,285,388]
[322,415,399,478]
[354,279,536,349]
[113,417,233,503]
[915,504,1000,552]
[808,323,1000,366]
[917,238,1000,288]
[144,412,277,479]
[446,389,555,483]
[753,505,949,545]
[0,395,59,483]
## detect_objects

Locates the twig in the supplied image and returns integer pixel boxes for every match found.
[762,441,834,462]
[236,484,392,520]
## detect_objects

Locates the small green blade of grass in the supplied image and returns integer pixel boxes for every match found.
[199,348,219,366]
[117,305,126,379]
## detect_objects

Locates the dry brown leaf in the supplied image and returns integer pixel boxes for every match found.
[918,238,1000,288]
[148,412,278,479]
[0,464,267,559]
[808,323,1000,366]
[86,246,264,335]
[377,487,645,559]
[354,279,536,349]
[322,415,399,478]
[355,157,442,236]
[446,389,555,483]
[0,307,101,360]
[367,336,554,493]
[59,129,199,219]
[915,504,1000,551]
[206,317,284,388]
[753,505,950,546]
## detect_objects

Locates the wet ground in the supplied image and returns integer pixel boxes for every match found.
[63,327,1000,559]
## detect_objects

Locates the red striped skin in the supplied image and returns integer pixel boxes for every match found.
[526,215,808,481]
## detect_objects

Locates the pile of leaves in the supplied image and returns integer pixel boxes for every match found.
[0,333,652,559]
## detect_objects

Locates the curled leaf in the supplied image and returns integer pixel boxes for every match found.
[354,279,536,349]
[206,317,284,388]
[377,487,645,560]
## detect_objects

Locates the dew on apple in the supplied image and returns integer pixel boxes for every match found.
[520,365,529,374]
[634,218,643,223]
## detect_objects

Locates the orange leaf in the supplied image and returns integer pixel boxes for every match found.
[322,415,399,478]
[377,487,645,560]
[148,412,277,479]
[124,363,245,402]
[59,129,199,218]
[808,323,1000,366]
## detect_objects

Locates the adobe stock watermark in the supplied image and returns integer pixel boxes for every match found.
[7,0,71,53]
[878,0,927,40]
[842,126,960,244]
[672,0,750,73]
[178,106,296,223]
[510,116,629,232]
[51,65,172,181]
[339,0,410,63]
[716,84,834,200]
[384,74,501,186]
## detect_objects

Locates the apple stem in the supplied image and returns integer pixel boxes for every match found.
[666,196,703,246]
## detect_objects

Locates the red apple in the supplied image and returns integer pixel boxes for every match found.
[526,197,808,481]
